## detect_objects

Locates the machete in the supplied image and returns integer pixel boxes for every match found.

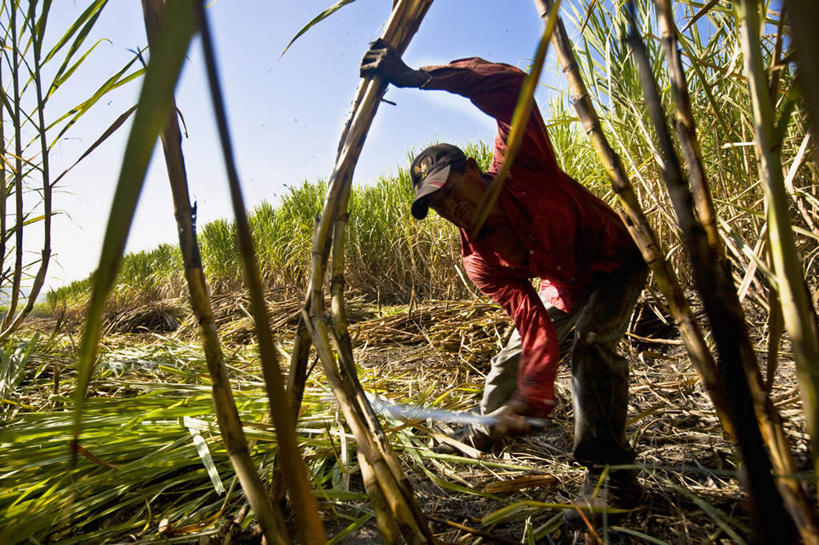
[363,392,550,429]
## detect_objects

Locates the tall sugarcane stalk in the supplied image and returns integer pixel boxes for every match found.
[534,0,732,433]
[295,1,436,542]
[655,0,721,253]
[739,0,819,485]
[139,2,292,544]
[624,2,813,539]
[191,2,328,543]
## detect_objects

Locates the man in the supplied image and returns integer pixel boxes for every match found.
[361,40,648,518]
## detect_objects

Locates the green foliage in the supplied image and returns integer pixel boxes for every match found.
[0,338,377,544]
[0,0,144,337]
[0,335,42,420]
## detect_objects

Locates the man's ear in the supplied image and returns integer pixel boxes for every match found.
[465,157,480,171]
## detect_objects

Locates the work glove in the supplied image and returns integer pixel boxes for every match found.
[360,38,428,88]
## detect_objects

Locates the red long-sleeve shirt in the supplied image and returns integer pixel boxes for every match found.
[420,58,640,412]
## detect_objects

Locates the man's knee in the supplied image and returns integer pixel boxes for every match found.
[571,334,628,378]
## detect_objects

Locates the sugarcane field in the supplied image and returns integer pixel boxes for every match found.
[2,1,819,544]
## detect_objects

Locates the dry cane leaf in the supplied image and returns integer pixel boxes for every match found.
[481,474,558,494]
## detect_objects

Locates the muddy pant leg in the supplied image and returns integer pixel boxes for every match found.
[481,297,579,416]
[571,263,647,467]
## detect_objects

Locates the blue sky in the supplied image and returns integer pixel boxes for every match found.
[43,1,560,290]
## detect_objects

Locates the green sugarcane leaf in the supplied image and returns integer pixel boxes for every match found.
[73,0,197,454]
[47,57,145,149]
[44,0,108,89]
[610,526,672,545]
[34,0,55,58]
[50,38,110,96]
[280,0,358,57]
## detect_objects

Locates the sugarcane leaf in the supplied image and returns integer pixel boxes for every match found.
[51,106,137,187]
[49,38,110,97]
[73,0,197,453]
[44,0,108,90]
[326,513,374,545]
[672,485,748,544]
[610,526,672,545]
[46,55,145,148]
[280,0,358,57]
[682,0,721,33]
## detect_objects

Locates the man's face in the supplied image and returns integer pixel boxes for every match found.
[426,161,487,229]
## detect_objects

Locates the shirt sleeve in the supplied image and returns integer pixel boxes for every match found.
[419,57,559,174]
[463,254,559,416]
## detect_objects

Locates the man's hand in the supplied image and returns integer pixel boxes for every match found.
[360,38,428,88]
[492,397,552,438]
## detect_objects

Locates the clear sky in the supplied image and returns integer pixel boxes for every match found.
[43,1,560,291]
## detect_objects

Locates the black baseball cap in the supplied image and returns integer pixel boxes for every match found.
[409,143,466,219]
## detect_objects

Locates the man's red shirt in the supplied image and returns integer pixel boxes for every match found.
[420,58,641,413]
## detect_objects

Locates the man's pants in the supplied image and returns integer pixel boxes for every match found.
[480,262,647,467]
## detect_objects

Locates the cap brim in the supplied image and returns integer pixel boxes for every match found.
[411,165,450,220]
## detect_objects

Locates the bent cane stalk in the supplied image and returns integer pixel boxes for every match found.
[140,1,289,543]
[534,0,732,434]
[192,2,327,543]
[626,3,814,540]
[300,1,435,542]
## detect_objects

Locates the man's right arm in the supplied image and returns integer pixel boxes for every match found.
[360,41,558,174]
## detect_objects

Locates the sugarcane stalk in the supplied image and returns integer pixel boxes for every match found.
[0,41,5,298]
[358,451,402,544]
[626,2,812,539]
[534,0,733,435]
[2,4,24,330]
[270,316,313,504]
[300,1,436,542]
[286,317,313,417]
[192,2,327,543]
[140,2,290,543]
[303,307,432,544]
[655,0,721,253]
[785,0,819,154]
[740,0,819,488]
